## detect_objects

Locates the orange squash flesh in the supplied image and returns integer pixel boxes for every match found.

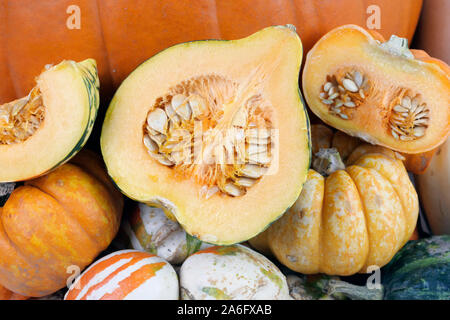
[303,24,450,154]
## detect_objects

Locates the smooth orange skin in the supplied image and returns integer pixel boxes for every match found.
[0,0,422,103]
[0,151,123,297]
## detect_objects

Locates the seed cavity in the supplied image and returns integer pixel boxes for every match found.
[0,87,44,145]
[319,69,369,120]
[143,74,274,198]
[389,91,429,140]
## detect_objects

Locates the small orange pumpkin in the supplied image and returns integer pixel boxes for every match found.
[0,150,123,297]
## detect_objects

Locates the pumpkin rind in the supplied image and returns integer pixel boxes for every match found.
[0,59,100,182]
[0,0,422,103]
[64,250,179,300]
[0,150,123,297]
[382,236,450,300]
[310,123,437,174]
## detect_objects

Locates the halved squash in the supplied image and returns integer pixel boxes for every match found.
[0,59,99,182]
[101,25,310,245]
[303,24,450,154]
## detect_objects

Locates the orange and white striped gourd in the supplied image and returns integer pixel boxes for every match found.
[65,250,178,300]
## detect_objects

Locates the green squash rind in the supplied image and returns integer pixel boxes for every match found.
[382,236,450,300]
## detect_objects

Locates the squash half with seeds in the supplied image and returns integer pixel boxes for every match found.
[101,26,310,245]
[303,24,450,154]
[0,59,99,182]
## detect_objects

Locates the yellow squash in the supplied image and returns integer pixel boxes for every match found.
[250,125,419,275]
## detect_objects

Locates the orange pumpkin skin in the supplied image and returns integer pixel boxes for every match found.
[251,153,418,276]
[0,0,422,103]
[310,124,437,174]
[0,150,123,297]
[0,284,27,300]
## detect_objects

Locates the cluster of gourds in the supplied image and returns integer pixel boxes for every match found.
[0,0,449,300]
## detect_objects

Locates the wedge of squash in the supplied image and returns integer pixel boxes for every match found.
[0,59,99,182]
[101,26,310,245]
[303,25,450,154]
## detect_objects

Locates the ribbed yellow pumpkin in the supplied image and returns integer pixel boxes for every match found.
[249,125,419,275]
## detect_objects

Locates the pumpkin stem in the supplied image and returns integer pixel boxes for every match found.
[312,148,345,176]
[380,35,414,59]
[326,279,384,300]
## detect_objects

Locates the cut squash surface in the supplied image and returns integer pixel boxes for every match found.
[303,25,450,154]
[101,26,310,245]
[0,59,99,182]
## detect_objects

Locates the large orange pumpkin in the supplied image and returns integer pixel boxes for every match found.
[0,0,422,103]
[0,150,123,297]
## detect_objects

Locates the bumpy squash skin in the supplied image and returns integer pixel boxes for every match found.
[0,284,27,300]
[180,244,291,300]
[416,139,450,235]
[0,151,123,297]
[46,60,100,174]
[382,236,450,300]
